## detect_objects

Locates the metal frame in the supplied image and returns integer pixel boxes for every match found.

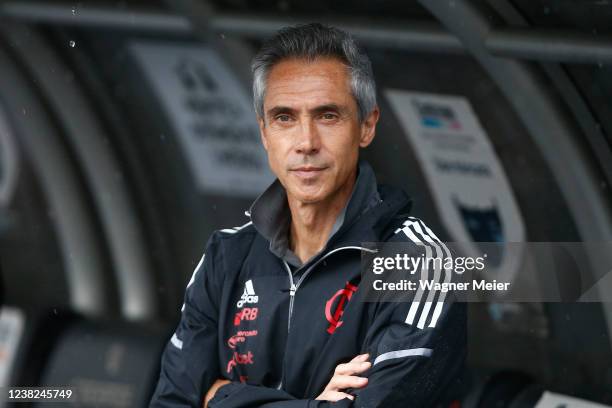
[3,2,612,64]
[487,0,612,216]
[0,42,112,316]
[0,3,464,53]
[51,27,184,317]
[215,15,466,54]
[0,2,191,33]
[1,23,158,320]
[419,0,612,349]
[487,28,612,65]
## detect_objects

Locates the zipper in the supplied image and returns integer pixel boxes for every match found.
[276,245,378,390]
[281,260,297,333]
[283,245,378,332]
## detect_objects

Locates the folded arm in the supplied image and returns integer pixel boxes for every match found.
[207,298,466,408]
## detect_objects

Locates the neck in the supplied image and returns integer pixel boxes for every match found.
[287,170,357,264]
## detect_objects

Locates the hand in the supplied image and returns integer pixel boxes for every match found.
[315,353,371,402]
[203,378,231,408]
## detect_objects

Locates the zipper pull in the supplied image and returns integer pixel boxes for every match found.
[289,283,296,297]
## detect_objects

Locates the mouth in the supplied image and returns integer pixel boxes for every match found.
[290,166,328,179]
[292,166,326,172]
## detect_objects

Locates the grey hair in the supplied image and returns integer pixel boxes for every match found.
[251,23,377,122]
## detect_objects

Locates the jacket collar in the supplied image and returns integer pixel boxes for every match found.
[249,160,382,267]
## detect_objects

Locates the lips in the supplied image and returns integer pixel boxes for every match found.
[292,166,325,172]
[291,167,327,179]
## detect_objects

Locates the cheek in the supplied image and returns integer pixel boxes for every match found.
[263,135,290,171]
[319,124,359,156]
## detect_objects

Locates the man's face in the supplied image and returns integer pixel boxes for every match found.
[258,57,379,204]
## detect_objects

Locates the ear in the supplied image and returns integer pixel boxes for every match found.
[359,106,380,148]
[258,116,269,151]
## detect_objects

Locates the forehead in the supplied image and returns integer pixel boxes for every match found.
[264,57,354,109]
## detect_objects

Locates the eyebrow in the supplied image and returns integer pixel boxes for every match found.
[266,103,349,119]
[311,104,348,116]
[267,106,295,118]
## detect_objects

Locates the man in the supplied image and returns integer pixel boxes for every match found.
[150,23,466,408]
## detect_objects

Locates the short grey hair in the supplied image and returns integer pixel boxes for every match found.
[251,23,377,122]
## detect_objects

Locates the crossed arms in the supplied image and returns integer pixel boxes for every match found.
[204,353,372,407]
[149,235,467,408]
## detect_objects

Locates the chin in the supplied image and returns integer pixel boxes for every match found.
[290,186,329,204]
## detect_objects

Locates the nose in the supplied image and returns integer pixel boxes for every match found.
[295,120,321,155]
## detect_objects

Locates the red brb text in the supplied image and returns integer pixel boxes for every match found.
[234,307,258,326]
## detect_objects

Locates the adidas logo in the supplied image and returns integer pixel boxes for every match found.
[236,279,258,308]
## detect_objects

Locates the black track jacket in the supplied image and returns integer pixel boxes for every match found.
[150,160,467,408]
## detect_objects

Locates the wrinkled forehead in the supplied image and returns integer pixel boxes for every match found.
[263,57,355,112]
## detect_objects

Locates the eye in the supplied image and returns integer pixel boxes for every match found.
[321,113,338,120]
[275,114,292,122]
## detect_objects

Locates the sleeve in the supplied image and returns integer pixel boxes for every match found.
[150,235,223,408]
[350,216,467,407]
[352,298,467,407]
[209,218,467,408]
